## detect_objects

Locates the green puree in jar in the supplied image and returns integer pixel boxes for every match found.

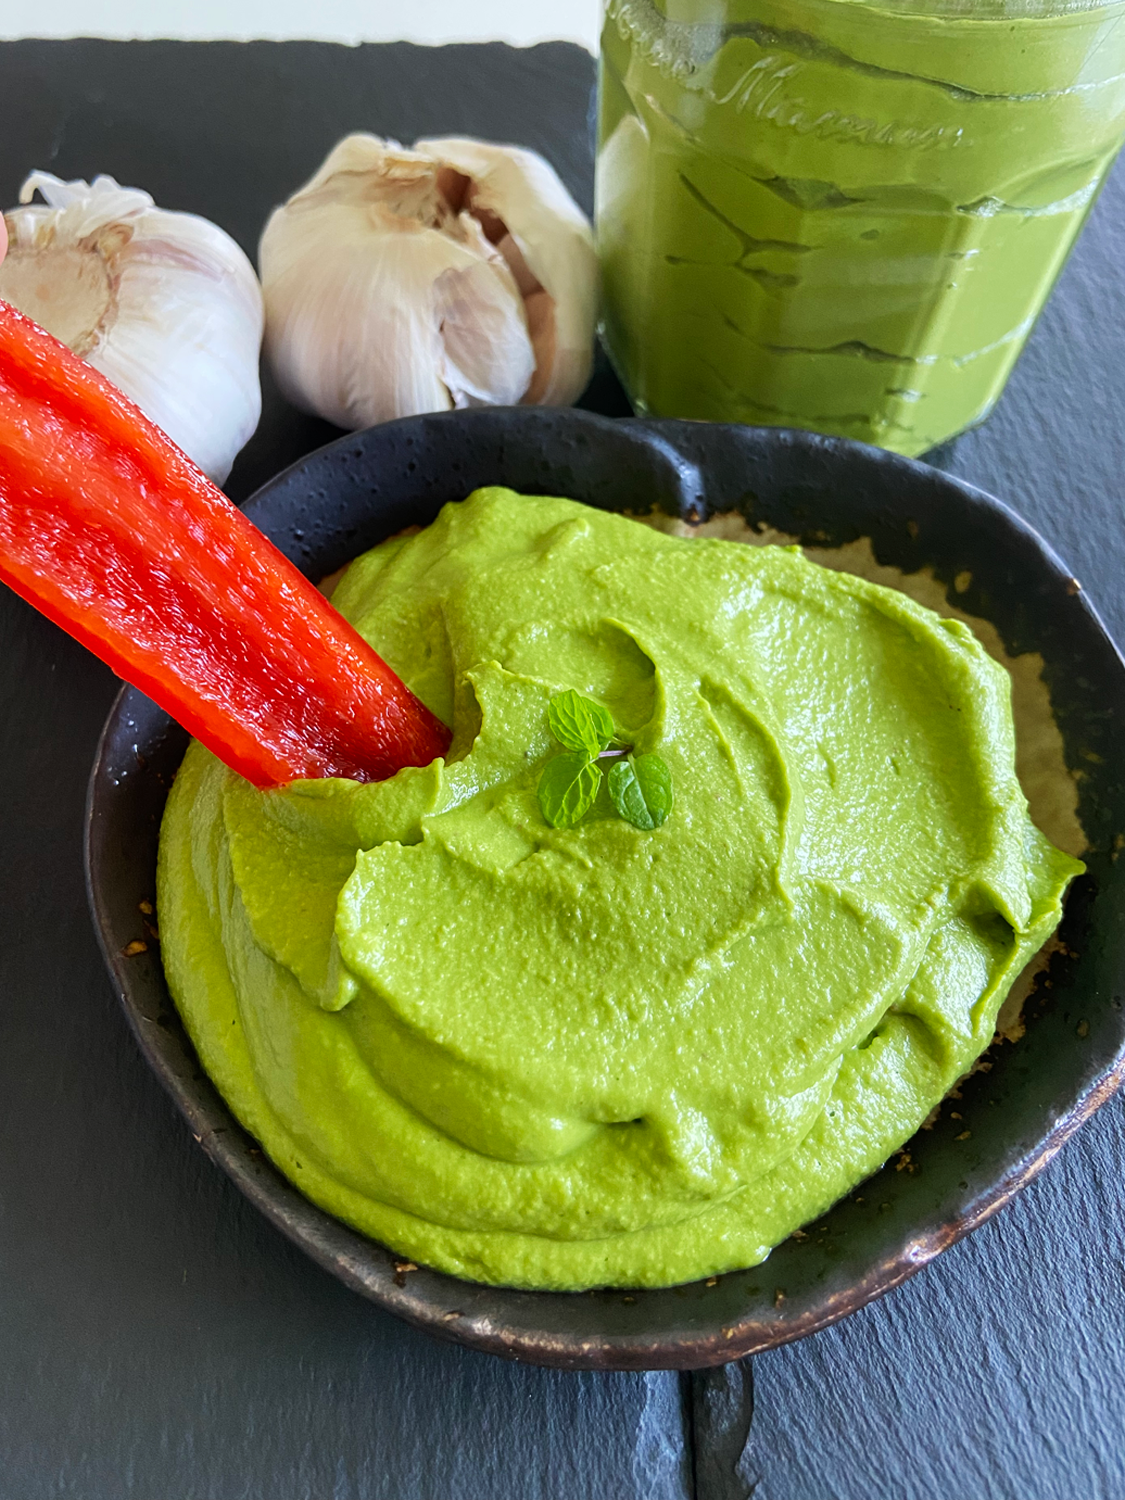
[597,0,1125,455]
[157,491,1082,1290]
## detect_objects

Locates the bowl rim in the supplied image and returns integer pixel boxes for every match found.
[85,407,1125,1369]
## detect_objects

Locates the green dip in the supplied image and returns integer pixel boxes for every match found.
[597,0,1125,455]
[157,489,1082,1290]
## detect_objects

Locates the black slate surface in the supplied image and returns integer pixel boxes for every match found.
[0,34,1122,1500]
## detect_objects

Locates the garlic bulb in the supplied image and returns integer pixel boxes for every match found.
[259,133,597,429]
[0,172,263,484]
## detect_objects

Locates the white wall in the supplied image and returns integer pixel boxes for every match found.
[0,0,599,51]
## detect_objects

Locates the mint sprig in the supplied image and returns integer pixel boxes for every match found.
[536,691,672,832]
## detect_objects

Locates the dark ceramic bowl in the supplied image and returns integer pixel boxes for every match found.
[85,408,1125,1370]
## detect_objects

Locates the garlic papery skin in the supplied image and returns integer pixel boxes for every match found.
[0,172,264,484]
[258,133,597,430]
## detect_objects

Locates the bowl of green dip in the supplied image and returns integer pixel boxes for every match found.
[86,408,1125,1369]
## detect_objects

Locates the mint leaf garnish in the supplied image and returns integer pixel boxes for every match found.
[538,751,602,828]
[547,689,615,755]
[537,692,672,832]
[607,754,673,830]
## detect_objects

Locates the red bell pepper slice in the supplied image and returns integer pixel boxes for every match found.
[0,299,451,786]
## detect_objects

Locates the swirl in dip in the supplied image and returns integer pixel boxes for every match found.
[157,488,1082,1289]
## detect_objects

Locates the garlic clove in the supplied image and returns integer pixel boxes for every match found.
[415,136,597,407]
[436,213,535,408]
[0,172,263,484]
[259,132,596,430]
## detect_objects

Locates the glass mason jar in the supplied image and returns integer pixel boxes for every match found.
[596,0,1125,456]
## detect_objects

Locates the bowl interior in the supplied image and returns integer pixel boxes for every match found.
[86,408,1125,1369]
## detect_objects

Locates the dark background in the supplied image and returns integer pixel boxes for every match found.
[0,38,1122,1499]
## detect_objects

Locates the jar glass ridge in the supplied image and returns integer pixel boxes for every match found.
[595,0,1125,455]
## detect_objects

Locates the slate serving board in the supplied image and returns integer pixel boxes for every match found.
[0,35,1123,1500]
